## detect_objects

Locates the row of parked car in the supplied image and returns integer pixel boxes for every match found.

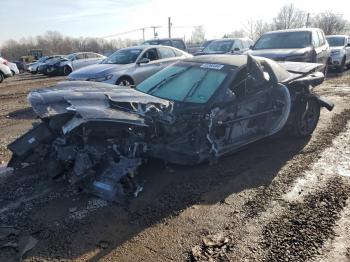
[64,28,350,87]
[2,27,349,86]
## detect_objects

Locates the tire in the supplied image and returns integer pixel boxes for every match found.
[11,70,15,76]
[323,61,329,79]
[337,57,345,73]
[63,66,72,76]
[291,98,320,137]
[31,71,37,75]
[0,72,4,83]
[116,76,134,86]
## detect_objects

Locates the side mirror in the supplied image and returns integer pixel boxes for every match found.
[247,54,266,83]
[234,47,240,51]
[347,43,350,47]
[249,45,253,49]
[137,58,150,64]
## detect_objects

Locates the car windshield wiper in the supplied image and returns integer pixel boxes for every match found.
[183,70,209,102]
[148,67,192,95]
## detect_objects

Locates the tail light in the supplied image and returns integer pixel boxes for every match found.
[3,59,9,66]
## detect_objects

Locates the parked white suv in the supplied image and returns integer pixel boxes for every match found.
[0,57,12,83]
[326,35,350,73]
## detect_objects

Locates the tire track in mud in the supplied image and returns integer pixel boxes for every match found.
[262,177,350,261]
[242,109,350,218]
[190,109,350,261]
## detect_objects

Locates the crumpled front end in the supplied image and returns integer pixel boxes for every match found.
[7,81,175,202]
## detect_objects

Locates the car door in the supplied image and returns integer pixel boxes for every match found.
[209,56,291,156]
[346,37,350,64]
[71,54,87,70]
[132,48,162,84]
[313,30,328,66]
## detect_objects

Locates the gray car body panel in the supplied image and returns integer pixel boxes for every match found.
[7,55,332,202]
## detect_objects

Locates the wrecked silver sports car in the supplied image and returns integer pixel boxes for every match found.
[7,55,334,202]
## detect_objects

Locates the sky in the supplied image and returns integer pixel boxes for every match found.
[1,0,350,45]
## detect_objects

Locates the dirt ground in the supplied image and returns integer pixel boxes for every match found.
[0,70,350,262]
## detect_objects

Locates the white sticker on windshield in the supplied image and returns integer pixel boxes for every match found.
[200,63,224,70]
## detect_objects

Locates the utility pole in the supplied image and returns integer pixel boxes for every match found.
[306,13,310,28]
[150,26,159,38]
[168,17,172,38]
[142,28,145,41]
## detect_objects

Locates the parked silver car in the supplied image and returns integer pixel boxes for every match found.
[326,35,350,73]
[60,52,106,75]
[68,45,192,85]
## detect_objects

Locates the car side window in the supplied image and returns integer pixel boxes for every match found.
[75,54,85,60]
[86,53,94,59]
[312,31,320,47]
[142,48,159,61]
[160,40,172,46]
[232,40,243,50]
[173,49,184,57]
[172,40,185,50]
[317,31,325,46]
[158,47,176,59]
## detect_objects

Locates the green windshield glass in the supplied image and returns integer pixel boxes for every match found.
[136,65,227,103]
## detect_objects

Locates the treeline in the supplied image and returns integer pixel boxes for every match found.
[224,4,350,40]
[0,31,141,61]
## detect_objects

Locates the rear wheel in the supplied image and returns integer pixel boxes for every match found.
[0,72,4,83]
[292,98,320,137]
[323,61,329,78]
[337,57,345,73]
[116,76,134,86]
[63,66,72,76]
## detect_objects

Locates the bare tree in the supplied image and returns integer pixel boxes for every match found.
[273,3,307,30]
[190,26,205,44]
[0,31,143,60]
[244,19,272,40]
[224,29,245,38]
[312,12,347,35]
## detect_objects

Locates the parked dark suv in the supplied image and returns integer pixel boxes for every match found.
[142,38,187,51]
[247,28,330,75]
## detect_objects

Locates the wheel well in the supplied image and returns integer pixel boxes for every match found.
[116,75,134,85]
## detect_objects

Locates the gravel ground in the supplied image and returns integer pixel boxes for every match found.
[0,70,350,262]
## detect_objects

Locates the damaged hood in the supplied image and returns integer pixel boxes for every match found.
[29,81,171,125]
[278,62,323,75]
[247,47,312,60]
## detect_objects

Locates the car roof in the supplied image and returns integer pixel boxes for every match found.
[184,55,248,67]
[144,38,183,41]
[265,28,322,35]
[326,35,348,38]
[70,52,99,55]
[122,45,177,50]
